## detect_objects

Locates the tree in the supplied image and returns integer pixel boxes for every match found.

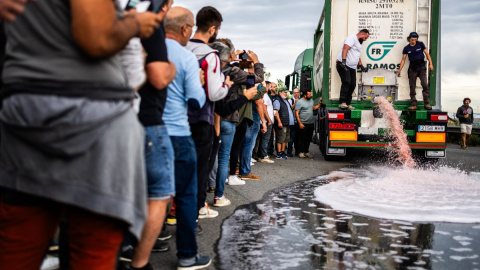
[277,79,285,89]
[263,67,271,81]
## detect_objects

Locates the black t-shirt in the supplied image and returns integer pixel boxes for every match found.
[138,24,169,126]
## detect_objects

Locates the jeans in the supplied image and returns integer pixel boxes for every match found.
[337,64,357,105]
[214,121,236,198]
[239,119,261,176]
[208,155,218,189]
[144,125,175,199]
[259,124,272,158]
[229,119,247,175]
[170,136,198,259]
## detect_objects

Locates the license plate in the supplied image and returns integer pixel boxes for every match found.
[418,125,445,132]
[373,77,385,84]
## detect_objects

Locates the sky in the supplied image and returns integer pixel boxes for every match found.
[174,0,480,113]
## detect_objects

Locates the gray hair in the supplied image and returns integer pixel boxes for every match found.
[210,42,230,63]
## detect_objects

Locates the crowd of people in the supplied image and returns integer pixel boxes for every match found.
[0,1,321,270]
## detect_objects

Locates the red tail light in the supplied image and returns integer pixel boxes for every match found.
[430,115,448,121]
[328,113,345,120]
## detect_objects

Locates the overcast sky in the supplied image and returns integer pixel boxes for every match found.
[175,0,480,113]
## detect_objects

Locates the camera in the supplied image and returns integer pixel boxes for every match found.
[239,50,250,61]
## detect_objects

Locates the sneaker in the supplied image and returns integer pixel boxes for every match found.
[178,254,212,270]
[251,158,257,163]
[259,157,274,163]
[298,152,305,158]
[240,173,261,180]
[339,102,348,109]
[424,104,432,110]
[120,245,134,262]
[407,105,417,110]
[304,152,314,158]
[166,214,176,225]
[213,196,231,207]
[198,203,218,219]
[207,186,215,193]
[281,152,289,159]
[347,105,355,110]
[152,239,170,252]
[41,255,59,270]
[158,229,172,241]
[276,153,283,159]
[48,240,59,253]
[227,175,245,185]
[286,153,294,158]
[250,161,255,166]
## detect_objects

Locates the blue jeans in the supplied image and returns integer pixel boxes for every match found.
[214,121,236,198]
[144,125,175,200]
[287,124,297,155]
[170,136,198,259]
[259,124,272,159]
[239,119,261,176]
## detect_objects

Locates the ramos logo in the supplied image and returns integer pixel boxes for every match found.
[367,41,397,61]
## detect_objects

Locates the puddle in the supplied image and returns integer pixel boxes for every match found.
[217,166,480,270]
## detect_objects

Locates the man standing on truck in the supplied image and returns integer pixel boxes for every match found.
[456,98,474,150]
[398,32,434,110]
[336,29,369,110]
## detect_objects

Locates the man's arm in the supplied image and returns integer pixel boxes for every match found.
[71,0,161,58]
[397,54,408,77]
[273,100,282,128]
[0,0,32,22]
[146,61,176,90]
[341,44,351,60]
[263,104,272,125]
[295,110,304,129]
[424,49,434,71]
[204,53,230,102]
[255,98,267,133]
[274,110,282,128]
[185,54,206,109]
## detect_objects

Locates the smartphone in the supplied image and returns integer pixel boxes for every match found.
[246,74,255,89]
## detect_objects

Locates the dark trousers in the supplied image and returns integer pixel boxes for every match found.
[287,123,298,155]
[298,123,314,153]
[190,122,214,212]
[170,136,198,259]
[337,64,357,105]
[229,119,247,175]
[408,66,429,106]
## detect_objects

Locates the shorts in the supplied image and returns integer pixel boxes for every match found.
[144,125,175,200]
[275,125,290,144]
[460,124,473,135]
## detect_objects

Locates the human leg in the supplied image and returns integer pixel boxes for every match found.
[304,123,314,153]
[408,68,419,106]
[259,125,272,159]
[239,119,261,176]
[418,66,430,104]
[337,64,352,105]
[346,68,357,105]
[170,136,199,259]
[214,121,236,198]
[229,119,247,175]
[0,189,62,270]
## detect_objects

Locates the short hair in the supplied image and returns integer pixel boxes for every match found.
[196,6,222,33]
[464,97,471,103]
[359,29,370,35]
[301,90,311,97]
[210,42,230,63]
[265,81,271,85]
[164,13,191,34]
[215,38,235,53]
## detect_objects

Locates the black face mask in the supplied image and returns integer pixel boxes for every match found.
[358,38,364,44]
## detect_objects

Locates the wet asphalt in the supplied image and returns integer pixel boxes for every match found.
[148,143,480,270]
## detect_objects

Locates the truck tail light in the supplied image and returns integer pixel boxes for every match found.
[328,113,344,120]
[430,115,448,121]
[416,132,446,143]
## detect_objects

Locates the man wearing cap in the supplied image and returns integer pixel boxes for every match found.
[273,88,295,159]
[336,29,370,110]
[398,32,434,110]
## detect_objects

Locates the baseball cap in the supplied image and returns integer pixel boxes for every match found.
[408,32,419,39]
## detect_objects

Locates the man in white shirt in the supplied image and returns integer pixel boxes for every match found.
[336,29,369,110]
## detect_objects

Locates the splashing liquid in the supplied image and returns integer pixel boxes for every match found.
[374,96,416,168]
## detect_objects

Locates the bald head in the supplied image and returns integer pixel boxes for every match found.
[164,7,194,45]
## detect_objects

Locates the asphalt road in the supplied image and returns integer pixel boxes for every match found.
[149,143,479,270]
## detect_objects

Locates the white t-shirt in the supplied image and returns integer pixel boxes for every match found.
[263,93,274,124]
[336,34,363,69]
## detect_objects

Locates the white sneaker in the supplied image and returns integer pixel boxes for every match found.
[259,156,274,163]
[41,256,59,270]
[304,152,314,158]
[213,196,231,207]
[299,153,306,158]
[227,175,246,185]
[339,102,348,109]
[251,158,257,163]
[250,161,255,166]
[198,203,219,219]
